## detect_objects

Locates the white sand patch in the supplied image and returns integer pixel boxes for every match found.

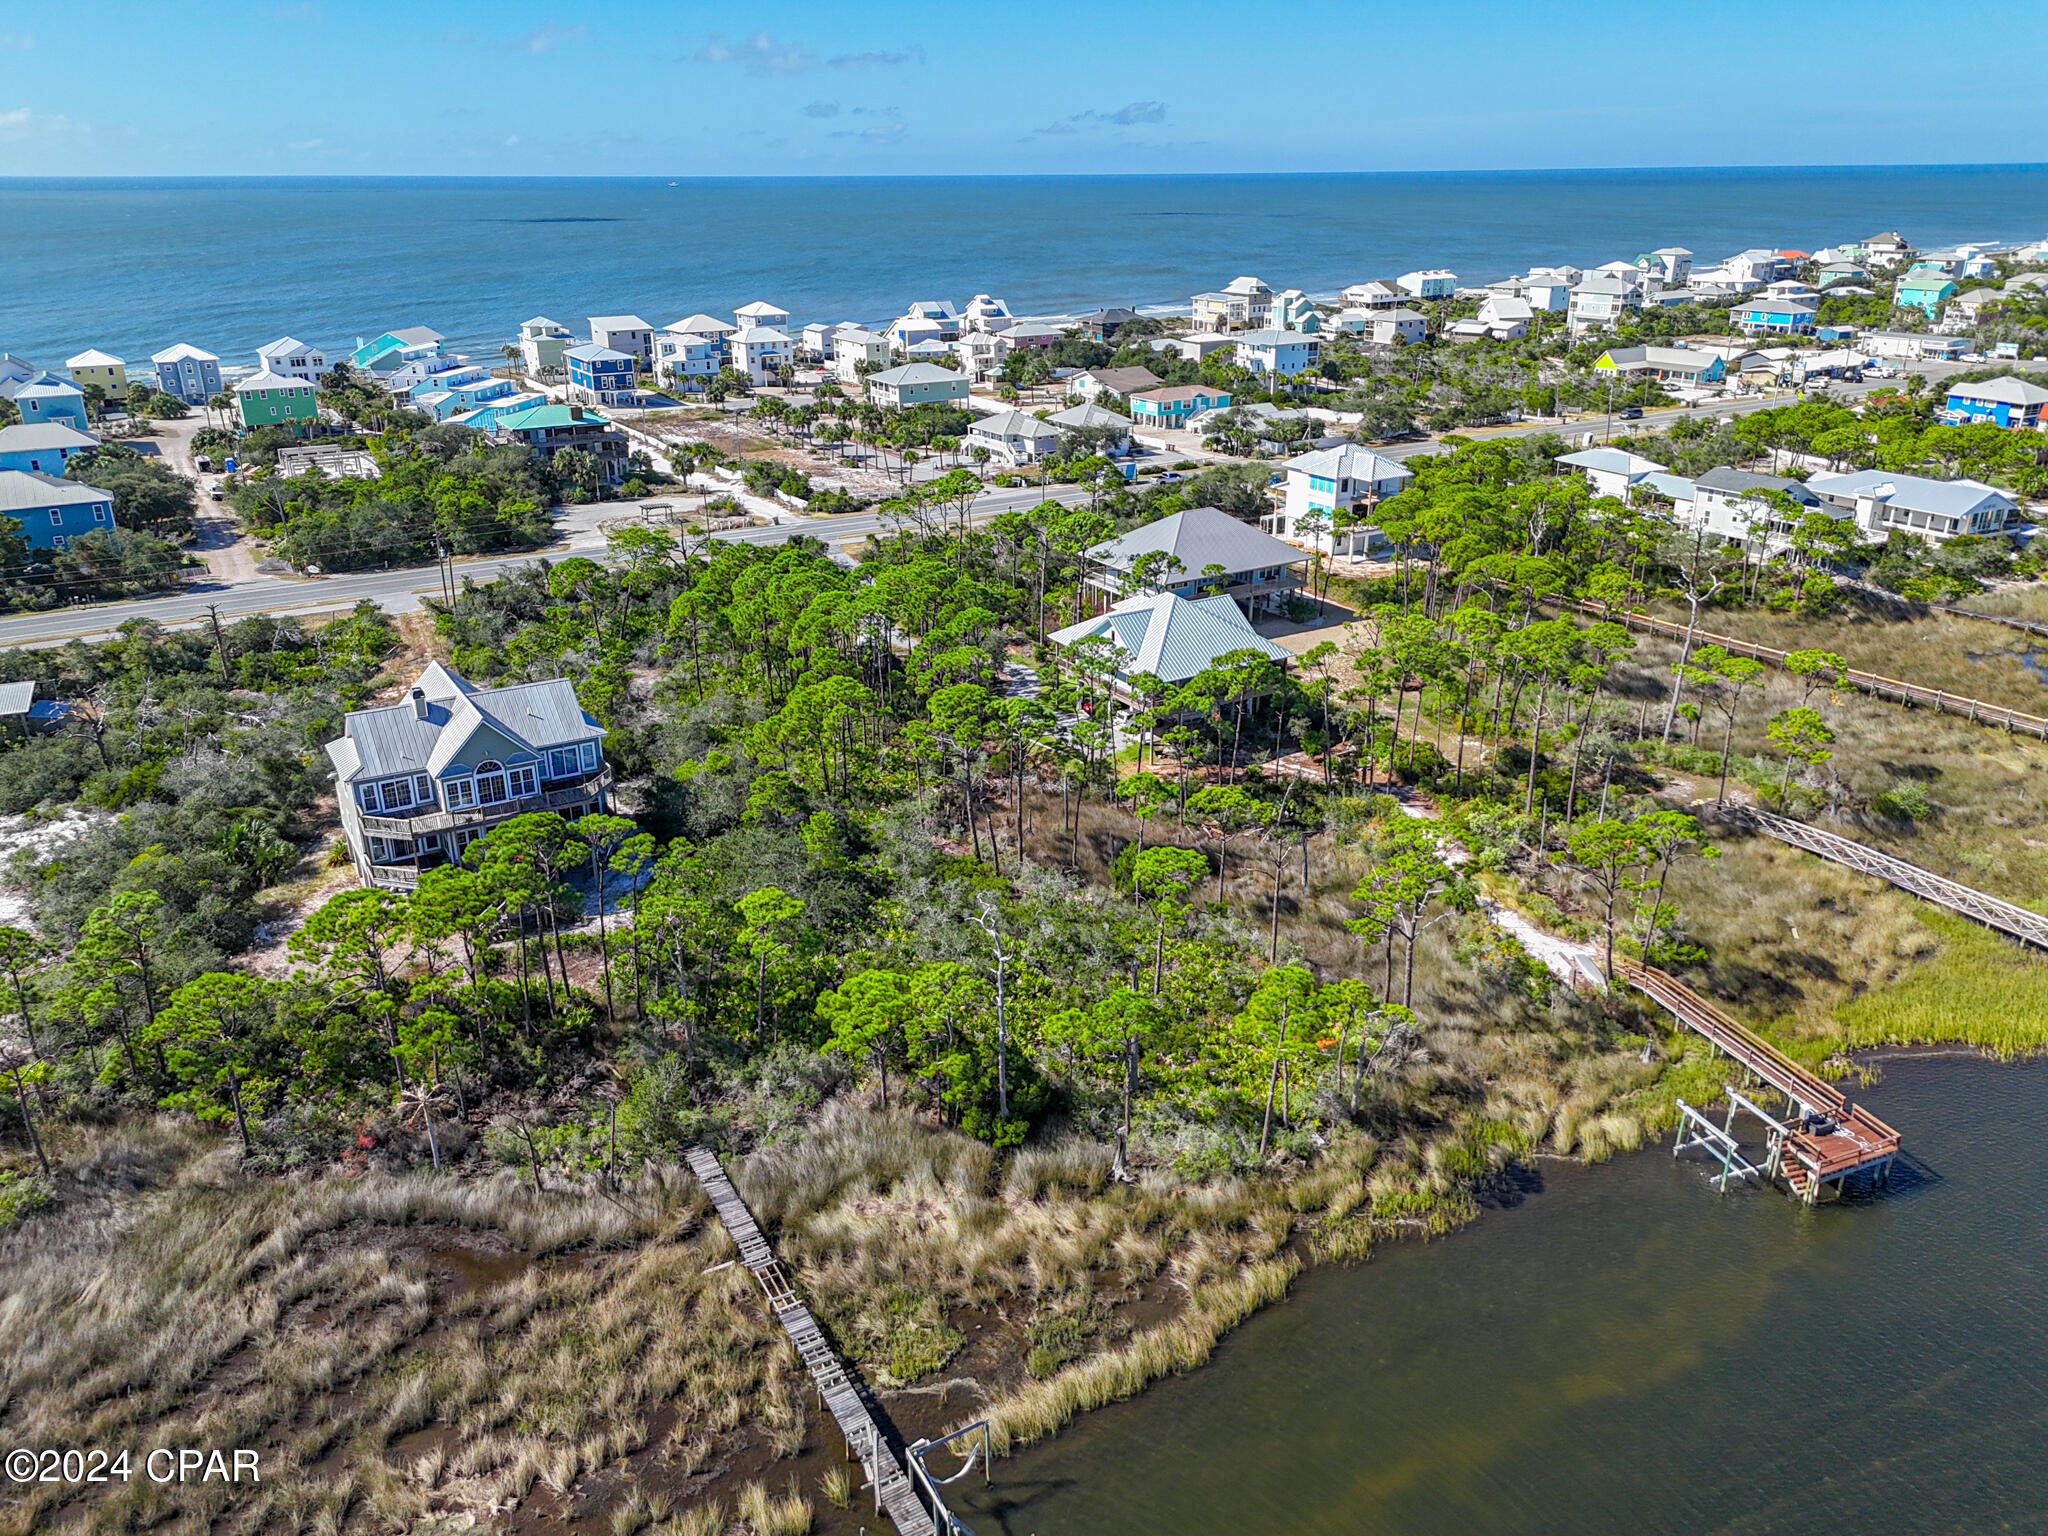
[0,809,102,930]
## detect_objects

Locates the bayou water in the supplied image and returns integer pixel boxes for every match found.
[962,1052,2048,1535]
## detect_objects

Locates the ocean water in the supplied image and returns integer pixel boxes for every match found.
[1,166,2044,370]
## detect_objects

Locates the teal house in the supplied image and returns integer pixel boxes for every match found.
[1895,270,1957,319]
[349,327,444,377]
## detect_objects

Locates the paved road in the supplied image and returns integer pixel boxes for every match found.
[0,482,1093,650]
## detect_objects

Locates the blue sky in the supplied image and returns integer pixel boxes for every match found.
[3,0,2046,177]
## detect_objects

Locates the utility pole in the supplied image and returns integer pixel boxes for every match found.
[205,603,231,685]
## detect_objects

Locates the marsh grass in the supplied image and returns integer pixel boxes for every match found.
[1834,910,2048,1054]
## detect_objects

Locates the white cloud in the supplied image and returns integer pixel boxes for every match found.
[0,107,83,141]
[0,34,33,49]
[1029,100,1168,137]
[802,101,840,118]
[506,20,584,54]
[828,48,923,70]
[694,32,816,74]
[505,135,520,147]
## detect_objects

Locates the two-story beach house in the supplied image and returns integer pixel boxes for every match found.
[1049,591,1291,702]
[65,350,126,394]
[1397,269,1459,300]
[486,403,628,484]
[565,344,638,406]
[967,408,1063,466]
[735,300,792,332]
[234,372,320,434]
[0,469,116,551]
[731,325,796,386]
[519,318,575,375]
[0,423,100,476]
[1944,377,2048,431]
[1129,384,1233,430]
[1234,330,1320,377]
[1805,470,2015,543]
[348,328,443,380]
[1267,443,1414,557]
[865,362,969,409]
[961,294,1014,333]
[255,337,329,383]
[150,343,224,404]
[1191,276,1274,332]
[13,376,89,431]
[326,663,612,890]
[1085,506,1308,617]
[589,317,656,366]
[1894,270,1957,320]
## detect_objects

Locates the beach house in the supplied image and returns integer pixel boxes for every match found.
[1049,592,1291,699]
[255,338,329,383]
[865,362,969,409]
[1893,271,1957,320]
[1084,505,1308,616]
[65,350,126,394]
[486,403,629,484]
[14,376,89,432]
[1341,281,1405,310]
[1732,293,1821,336]
[1557,447,1674,503]
[589,317,655,366]
[1944,377,2048,431]
[1806,470,2014,542]
[518,318,575,374]
[1046,403,1132,455]
[1371,309,1429,347]
[0,470,116,551]
[731,325,796,386]
[1568,274,1639,334]
[1129,384,1233,430]
[1397,269,1459,300]
[1191,276,1273,332]
[735,300,792,332]
[962,294,1014,333]
[655,328,725,386]
[234,371,320,434]
[1268,443,1414,557]
[348,328,443,379]
[1638,248,1694,284]
[831,329,894,384]
[967,408,1062,466]
[325,662,611,891]
[0,356,34,399]
[1234,329,1320,377]
[565,344,638,406]
[1070,365,1161,403]
[1593,345,1727,386]
[0,423,99,476]
[954,329,1010,383]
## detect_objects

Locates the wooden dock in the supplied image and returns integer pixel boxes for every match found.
[1722,805,2048,952]
[684,1147,944,1536]
[1616,958,1901,1203]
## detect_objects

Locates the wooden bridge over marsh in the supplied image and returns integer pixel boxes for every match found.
[685,1147,966,1536]
[1615,957,1902,1203]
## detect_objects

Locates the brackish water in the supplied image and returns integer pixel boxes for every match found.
[962,1053,2048,1536]
[2,166,2045,365]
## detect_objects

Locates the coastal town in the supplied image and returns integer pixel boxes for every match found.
[5,213,2048,1536]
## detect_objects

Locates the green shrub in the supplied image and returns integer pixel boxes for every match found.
[0,1172,54,1228]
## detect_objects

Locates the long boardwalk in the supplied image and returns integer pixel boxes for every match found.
[1568,602,2048,740]
[1725,805,2048,950]
[683,1147,941,1536]
[1615,957,1901,1202]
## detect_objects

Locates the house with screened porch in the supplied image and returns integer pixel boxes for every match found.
[326,662,612,889]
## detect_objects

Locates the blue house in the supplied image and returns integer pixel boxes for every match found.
[14,374,90,431]
[1732,296,1819,335]
[1895,270,1957,319]
[0,470,117,551]
[0,423,101,475]
[349,327,444,377]
[1944,377,2048,431]
[565,344,637,406]
[150,343,222,405]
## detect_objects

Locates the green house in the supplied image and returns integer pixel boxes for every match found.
[1895,269,1957,319]
[234,370,319,434]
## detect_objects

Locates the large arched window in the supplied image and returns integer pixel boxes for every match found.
[474,759,508,805]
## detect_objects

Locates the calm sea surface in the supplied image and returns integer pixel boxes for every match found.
[960,1052,2048,1536]
[1,166,2045,368]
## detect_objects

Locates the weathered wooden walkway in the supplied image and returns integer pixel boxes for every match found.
[1723,805,2048,951]
[1566,602,2048,740]
[1935,601,2048,641]
[1615,957,1901,1202]
[684,1147,942,1536]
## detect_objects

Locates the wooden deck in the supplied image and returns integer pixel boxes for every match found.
[684,1147,942,1536]
[1616,958,1901,1203]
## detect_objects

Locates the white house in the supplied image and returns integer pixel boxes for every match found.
[1340,280,1404,310]
[1371,309,1429,347]
[735,300,791,331]
[518,317,575,374]
[1556,447,1671,503]
[655,328,725,385]
[903,300,961,339]
[1568,274,1638,333]
[1046,402,1131,454]
[954,329,1011,383]
[255,336,328,383]
[1861,331,1968,362]
[1192,276,1274,331]
[961,294,1014,333]
[1267,443,1414,556]
[887,313,949,352]
[1474,293,1533,340]
[1069,366,1161,403]
[968,407,1062,465]
[1397,269,1459,300]
[1154,332,1239,362]
[1639,247,1693,284]
[1806,470,2015,543]
[1272,289,1322,331]
[799,323,838,359]
[589,316,655,366]
[731,325,796,386]
[1691,468,1831,545]
[1234,329,1320,377]
[832,329,894,384]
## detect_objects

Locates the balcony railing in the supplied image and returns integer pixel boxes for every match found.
[359,766,612,837]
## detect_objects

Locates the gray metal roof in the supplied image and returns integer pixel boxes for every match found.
[1809,470,2014,518]
[1048,403,1130,430]
[0,423,99,452]
[1050,592,1290,685]
[1089,507,1306,579]
[972,408,1061,439]
[1083,366,1162,392]
[1697,467,1821,503]
[0,681,35,716]
[1235,329,1320,347]
[870,362,965,386]
[1949,376,2048,406]
[335,666,603,783]
[0,470,112,512]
